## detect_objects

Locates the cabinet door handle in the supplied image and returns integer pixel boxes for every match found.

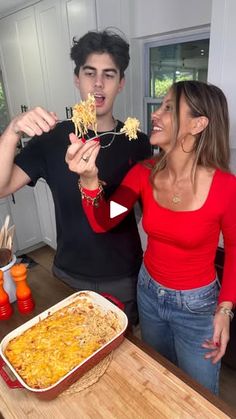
[65,107,73,119]
[21,105,28,113]
[11,194,15,204]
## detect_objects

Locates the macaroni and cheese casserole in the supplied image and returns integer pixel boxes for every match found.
[4,294,122,389]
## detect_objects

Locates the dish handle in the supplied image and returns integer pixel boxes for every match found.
[0,357,23,388]
[100,293,125,311]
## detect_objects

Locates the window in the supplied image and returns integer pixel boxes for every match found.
[144,31,210,135]
[0,70,10,135]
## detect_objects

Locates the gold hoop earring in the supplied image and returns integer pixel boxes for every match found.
[181,139,193,154]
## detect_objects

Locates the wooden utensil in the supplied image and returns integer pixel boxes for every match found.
[6,225,15,249]
[0,225,5,248]
[6,236,12,251]
[0,248,12,268]
[2,215,10,248]
[0,217,15,251]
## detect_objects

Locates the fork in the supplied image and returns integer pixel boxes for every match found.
[85,131,123,142]
[56,120,122,141]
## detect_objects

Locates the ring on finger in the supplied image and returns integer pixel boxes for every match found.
[81,155,90,163]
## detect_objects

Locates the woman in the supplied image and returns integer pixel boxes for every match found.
[65,81,236,394]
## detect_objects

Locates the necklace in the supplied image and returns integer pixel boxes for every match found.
[87,119,118,149]
[100,129,117,149]
[172,195,181,204]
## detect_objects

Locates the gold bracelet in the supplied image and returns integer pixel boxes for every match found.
[78,179,103,207]
[216,306,234,321]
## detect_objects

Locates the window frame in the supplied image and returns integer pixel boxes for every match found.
[143,28,210,134]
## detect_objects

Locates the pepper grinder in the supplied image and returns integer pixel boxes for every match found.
[10,264,35,314]
[0,270,13,320]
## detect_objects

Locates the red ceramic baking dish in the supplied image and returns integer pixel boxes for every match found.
[0,291,128,400]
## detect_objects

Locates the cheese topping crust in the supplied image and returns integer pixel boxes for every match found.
[5,295,122,389]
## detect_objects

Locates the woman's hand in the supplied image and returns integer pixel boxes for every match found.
[202,310,230,364]
[8,107,58,138]
[65,133,100,189]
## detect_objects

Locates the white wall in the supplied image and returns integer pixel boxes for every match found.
[95,0,132,122]
[129,0,212,39]
[128,0,212,131]
[208,0,236,152]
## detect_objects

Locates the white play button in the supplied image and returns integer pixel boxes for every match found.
[110,201,128,219]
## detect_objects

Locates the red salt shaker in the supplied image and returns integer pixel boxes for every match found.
[10,264,35,314]
[0,270,13,320]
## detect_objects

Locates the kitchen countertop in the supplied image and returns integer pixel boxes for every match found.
[0,264,235,419]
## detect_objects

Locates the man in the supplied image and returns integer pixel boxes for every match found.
[0,30,151,324]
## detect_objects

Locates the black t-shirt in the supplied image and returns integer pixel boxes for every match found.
[15,120,151,281]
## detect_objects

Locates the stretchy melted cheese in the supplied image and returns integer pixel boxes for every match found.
[72,93,97,137]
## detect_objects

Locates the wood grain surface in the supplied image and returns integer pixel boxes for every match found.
[0,264,235,418]
[0,338,233,419]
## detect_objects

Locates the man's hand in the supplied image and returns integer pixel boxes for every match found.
[9,107,58,138]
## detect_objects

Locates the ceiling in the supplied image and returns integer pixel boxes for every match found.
[0,0,36,18]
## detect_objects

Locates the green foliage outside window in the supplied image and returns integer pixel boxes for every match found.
[153,73,194,98]
[0,82,10,134]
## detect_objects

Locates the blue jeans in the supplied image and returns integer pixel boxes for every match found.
[137,263,221,394]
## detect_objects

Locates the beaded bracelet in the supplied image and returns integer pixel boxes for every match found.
[78,179,104,207]
[216,306,234,321]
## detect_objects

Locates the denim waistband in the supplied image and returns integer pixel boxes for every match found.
[140,262,218,295]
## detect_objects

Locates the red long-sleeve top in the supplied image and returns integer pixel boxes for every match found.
[82,161,236,303]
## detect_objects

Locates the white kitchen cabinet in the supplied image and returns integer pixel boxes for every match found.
[96,0,130,32]
[63,0,97,105]
[64,0,97,43]
[0,15,26,118]
[0,7,47,118]
[0,0,98,120]
[63,0,97,106]
[35,0,78,119]
[1,183,57,253]
[35,0,98,119]
[7,186,43,252]
[1,193,42,253]
[34,180,57,250]
[0,0,100,251]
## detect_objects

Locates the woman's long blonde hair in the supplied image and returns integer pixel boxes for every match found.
[150,80,230,181]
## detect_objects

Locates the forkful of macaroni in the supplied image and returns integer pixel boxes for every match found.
[71,94,141,141]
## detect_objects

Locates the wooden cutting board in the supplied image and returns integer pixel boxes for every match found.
[0,339,233,418]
